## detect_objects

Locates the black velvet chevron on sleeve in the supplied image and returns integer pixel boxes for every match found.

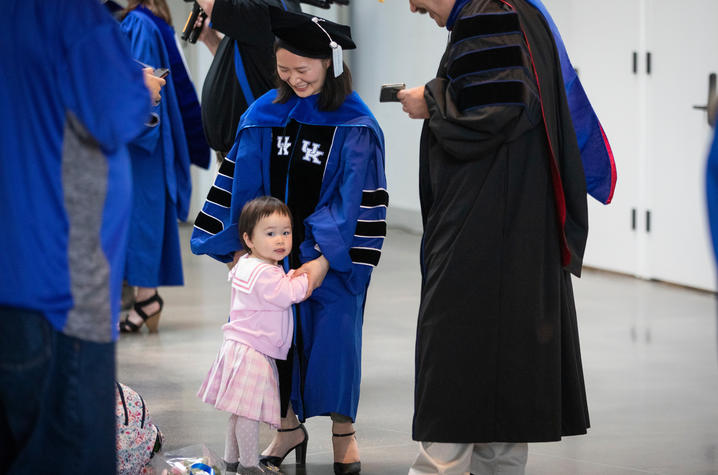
[207,186,232,208]
[217,157,235,178]
[451,12,521,44]
[349,248,381,267]
[354,220,387,238]
[448,45,525,80]
[195,210,224,235]
[457,80,526,112]
[361,189,389,208]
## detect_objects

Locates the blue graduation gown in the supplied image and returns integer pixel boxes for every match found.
[191,91,388,421]
[707,127,718,262]
[121,10,192,287]
[1,0,151,340]
[134,6,210,170]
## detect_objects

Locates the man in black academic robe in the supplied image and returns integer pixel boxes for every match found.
[398,0,589,473]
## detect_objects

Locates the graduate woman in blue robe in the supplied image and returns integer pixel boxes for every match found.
[119,1,193,333]
[191,8,387,474]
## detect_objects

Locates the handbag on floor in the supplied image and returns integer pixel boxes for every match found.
[116,381,163,475]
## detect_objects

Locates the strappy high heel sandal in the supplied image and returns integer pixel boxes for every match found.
[259,424,308,469]
[119,291,163,333]
[332,432,361,475]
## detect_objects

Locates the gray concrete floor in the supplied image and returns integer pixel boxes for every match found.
[118,223,718,475]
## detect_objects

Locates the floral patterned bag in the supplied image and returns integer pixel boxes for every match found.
[116,381,163,475]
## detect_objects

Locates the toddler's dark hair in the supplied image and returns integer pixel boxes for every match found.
[238,196,293,253]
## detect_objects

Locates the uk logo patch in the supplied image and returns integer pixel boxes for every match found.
[301,140,324,165]
[276,136,292,156]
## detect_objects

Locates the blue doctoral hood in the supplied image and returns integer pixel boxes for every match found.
[524,0,617,204]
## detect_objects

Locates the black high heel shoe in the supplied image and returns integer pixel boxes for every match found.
[332,432,361,475]
[259,423,308,469]
[119,291,163,333]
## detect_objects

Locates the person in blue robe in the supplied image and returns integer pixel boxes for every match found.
[119,2,193,333]
[707,125,718,263]
[0,0,154,471]
[137,0,211,170]
[191,8,386,474]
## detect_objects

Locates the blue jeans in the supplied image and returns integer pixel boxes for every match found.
[0,306,116,474]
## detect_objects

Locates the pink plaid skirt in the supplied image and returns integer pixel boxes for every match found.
[197,340,281,428]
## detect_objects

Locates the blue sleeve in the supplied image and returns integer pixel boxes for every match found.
[191,127,266,262]
[61,14,150,152]
[120,13,163,153]
[301,127,388,294]
[707,127,718,262]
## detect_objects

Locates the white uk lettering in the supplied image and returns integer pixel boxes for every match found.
[277,136,292,156]
[301,140,324,165]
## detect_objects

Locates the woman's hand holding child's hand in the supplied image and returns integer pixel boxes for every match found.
[293,255,329,299]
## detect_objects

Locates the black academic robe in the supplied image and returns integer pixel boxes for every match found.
[201,0,301,153]
[413,0,590,443]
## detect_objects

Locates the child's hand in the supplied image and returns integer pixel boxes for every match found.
[293,255,329,299]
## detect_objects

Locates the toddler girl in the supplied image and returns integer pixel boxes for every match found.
[198,196,308,474]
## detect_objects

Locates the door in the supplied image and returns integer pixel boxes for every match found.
[558,0,642,276]
[644,0,718,291]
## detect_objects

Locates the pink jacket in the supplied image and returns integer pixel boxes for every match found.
[223,255,308,360]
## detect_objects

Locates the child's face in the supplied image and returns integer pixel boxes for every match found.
[244,212,293,265]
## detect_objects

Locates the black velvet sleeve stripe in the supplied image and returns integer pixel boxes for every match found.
[449,46,525,80]
[457,81,525,112]
[207,186,232,208]
[361,189,389,208]
[194,210,224,235]
[350,247,381,267]
[452,12,521,44]
[355,220,387,238]
[217,157,235,178]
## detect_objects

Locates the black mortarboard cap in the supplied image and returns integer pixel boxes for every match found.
[269,6,356,62]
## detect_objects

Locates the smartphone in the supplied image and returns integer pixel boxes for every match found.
[380,83,406,103]
[153,68,170,79]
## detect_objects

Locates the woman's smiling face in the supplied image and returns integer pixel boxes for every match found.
[276,48,330,98]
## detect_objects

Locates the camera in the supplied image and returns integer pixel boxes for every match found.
[181,1,207,44]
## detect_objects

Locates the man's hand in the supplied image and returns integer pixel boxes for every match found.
[142,67,165,106]
[196,0,214,19]
[197,15,221,56]
[397,86,429,119]
[293,255,330,299]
